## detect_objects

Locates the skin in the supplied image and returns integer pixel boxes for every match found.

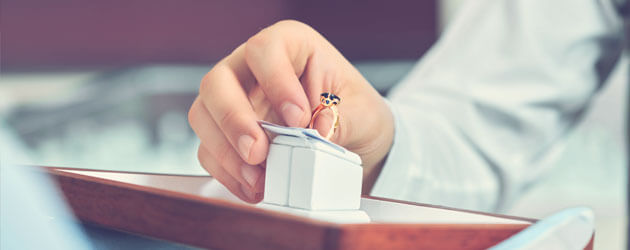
[188,20,394,203]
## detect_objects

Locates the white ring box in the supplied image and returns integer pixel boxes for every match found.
[258,121,369,223]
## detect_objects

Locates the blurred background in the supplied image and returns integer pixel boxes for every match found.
[1,0,627,249]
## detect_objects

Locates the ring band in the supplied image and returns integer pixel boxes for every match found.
[308,93,341,140]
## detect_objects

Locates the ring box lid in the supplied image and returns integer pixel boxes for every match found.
[273,135,362,166]
[259,121,362,165]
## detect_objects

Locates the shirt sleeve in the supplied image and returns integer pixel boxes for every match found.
[371,0,627,212]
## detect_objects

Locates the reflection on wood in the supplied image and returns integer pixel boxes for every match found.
[44,167,593,250]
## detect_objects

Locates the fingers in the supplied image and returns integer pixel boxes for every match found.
[189,98,265,202]
[198,63,269,165]
[198,143,263,203]
[244,23,312,128]
[190,20,344,203]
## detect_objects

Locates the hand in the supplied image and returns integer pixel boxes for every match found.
[188,20,394,203]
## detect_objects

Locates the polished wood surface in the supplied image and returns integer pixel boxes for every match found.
[45,167,593,250]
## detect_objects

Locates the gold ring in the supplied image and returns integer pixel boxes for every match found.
[308,93,341,140]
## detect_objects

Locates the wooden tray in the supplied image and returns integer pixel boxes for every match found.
[43,167,592,250]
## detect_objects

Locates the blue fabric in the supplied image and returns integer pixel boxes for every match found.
[1,164,91,250]
[0,163,198,249]
[82,224,197,250]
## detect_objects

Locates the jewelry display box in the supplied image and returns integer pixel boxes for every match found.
[259,121,369,223]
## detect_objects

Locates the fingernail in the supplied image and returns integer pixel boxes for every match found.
[241,164,262,188]
[241,184,257,201]
[281,102,304,127]
[238,135,254,161]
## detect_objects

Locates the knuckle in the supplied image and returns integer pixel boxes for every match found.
[213,141,233,168]
[199,72,214,95]
[199,64,227,95]
[197,145,215,171]
[244,33,270,60]
[199,142,232,175]
[197,145,206,162]
[273,19,308,29]
[218,109,241,133]
[187,100,200,127]
[244,20,313,64]
[198,145,220,176]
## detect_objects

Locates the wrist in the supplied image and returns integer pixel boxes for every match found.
[357,97,395,194]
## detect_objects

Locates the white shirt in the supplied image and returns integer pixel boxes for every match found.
[372,0,628,212]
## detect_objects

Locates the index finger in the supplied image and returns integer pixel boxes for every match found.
[199,58,269,165]
[244,22,313,128]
